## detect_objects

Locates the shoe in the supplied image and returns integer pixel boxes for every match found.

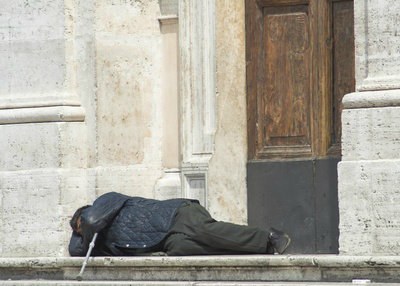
[266,241,274,254]
[268,227,291,254]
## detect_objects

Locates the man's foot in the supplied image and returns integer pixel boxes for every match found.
[268,228,291,254]
[266,241,274,254]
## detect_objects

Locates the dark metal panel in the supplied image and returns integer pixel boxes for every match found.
[247,160,316,254]
[247,158,340,254]
[314,158,340,254]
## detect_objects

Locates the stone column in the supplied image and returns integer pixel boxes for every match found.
[338,0,400,255]
[154,0,182,200]
[0,0,96,256]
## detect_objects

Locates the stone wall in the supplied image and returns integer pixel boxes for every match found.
[93,0,165,200]
[0,0,165,257]
[207,1,247,224]
[178,0,248,223]
[4,0,400,258]
[0,0,250,257]
[338,0,400,255]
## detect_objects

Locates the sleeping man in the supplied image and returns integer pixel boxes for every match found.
[69,192,291,256]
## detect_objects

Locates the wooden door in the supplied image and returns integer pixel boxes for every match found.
[246,0,354,253]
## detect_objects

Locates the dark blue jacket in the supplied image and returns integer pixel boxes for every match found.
[69,192,194,256]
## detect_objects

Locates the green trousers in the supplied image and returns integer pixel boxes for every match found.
[163,201,270,255]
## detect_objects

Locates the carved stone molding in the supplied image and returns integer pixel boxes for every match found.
[181,164,208,208]
[343,89,400,109]
[158,15,178,25]
[0,92,81,108]
[0,91,85,125]
[179,0,216,204]
[0,106,85,125]
[180,0,216,161]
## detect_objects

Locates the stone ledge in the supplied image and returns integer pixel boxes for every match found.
[0,92,81,109]
[0,106,86,125]
[0,255,399,283]
[343,90,400,109]
[0,281,396,286]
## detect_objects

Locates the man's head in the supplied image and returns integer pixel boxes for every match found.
[70,205,91,235]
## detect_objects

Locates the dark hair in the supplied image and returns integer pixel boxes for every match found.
[70,205,91,231]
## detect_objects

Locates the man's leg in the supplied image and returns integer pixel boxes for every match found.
[169,202,273,254]
[164,233,253,255]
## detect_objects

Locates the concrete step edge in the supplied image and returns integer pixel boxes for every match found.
[1,255,399,283]
[0,281,394,286]
[2,255,400,268]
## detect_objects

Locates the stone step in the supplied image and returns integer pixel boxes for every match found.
[0,282,396,286]
[0,280,399,286]
[0,255,399,284]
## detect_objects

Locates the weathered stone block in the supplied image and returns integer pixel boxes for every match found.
[341,106,400,161]
[95,166,163,199]
[94,0,162,168]
[96,39,160,166]
[338,160,400,255]
[0,0,66,95]
[0,168,97,257]
[95,0,160,35]
[0,123,87,171]
[0,170,63,257]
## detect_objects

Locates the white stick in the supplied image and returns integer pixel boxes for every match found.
[76,233,98,281]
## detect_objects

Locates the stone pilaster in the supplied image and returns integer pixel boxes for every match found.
[338,0,400,255]
[154,0,182,200]
[179,0,217,208]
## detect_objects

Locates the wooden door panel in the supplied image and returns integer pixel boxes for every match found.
[247,1,315,160]
[247,0,354,160]
[264,8,310,149]
[331,0,355,148]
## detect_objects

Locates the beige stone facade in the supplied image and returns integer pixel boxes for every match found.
[0,0,399,257]
[0,0,247,256]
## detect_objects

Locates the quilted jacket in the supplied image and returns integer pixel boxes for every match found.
[68,192,193,256]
